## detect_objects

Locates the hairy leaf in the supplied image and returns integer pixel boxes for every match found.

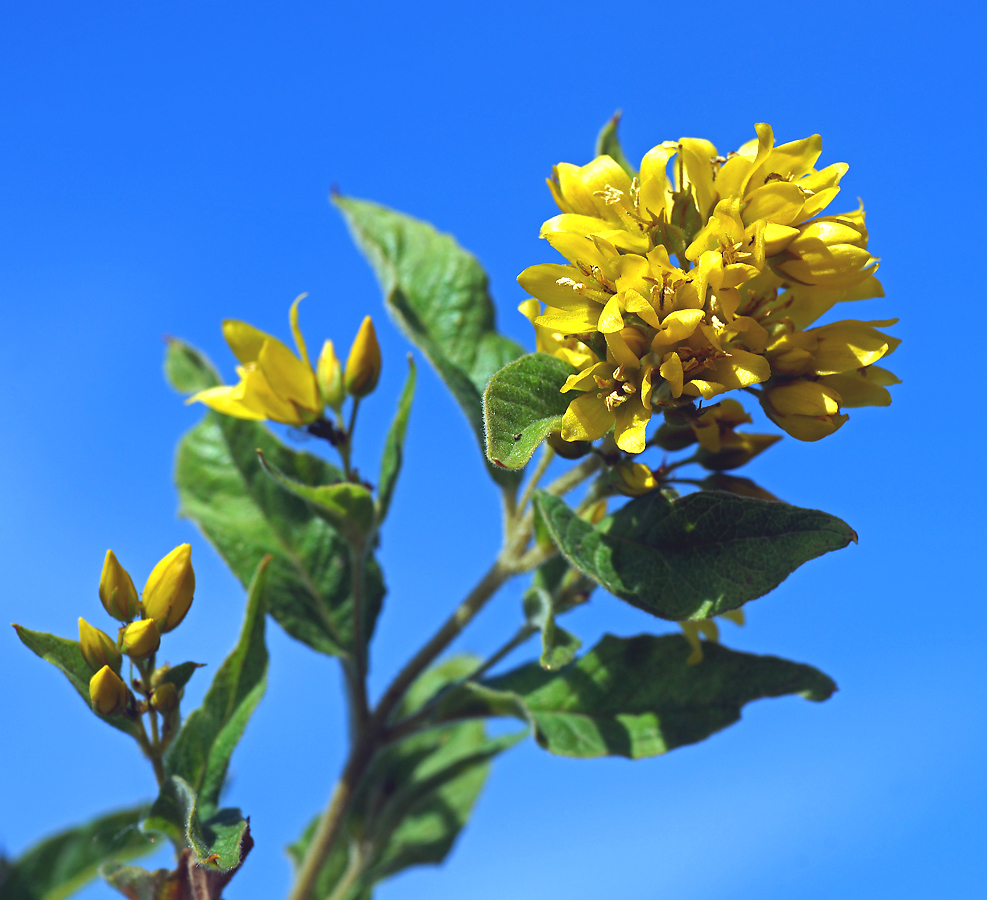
[483,353,578,470]
[0,807,155,900]
[166,338,385,656]
[165,558,268,816]
[334,195,523,487]
[441,634,836,759]
[12,626,140,738]
[533,489,856,620]
[143,776,251,872]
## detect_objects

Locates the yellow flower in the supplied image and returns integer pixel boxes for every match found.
[520,122,897,450]
[613,461,658,496]
[558,332,656,453]
[189,294,331,426]
[89,665,129,716]
[142,544,195,633]
[78,618,122,674]
[316,340,345,411]
[344,316,382,398]
[691,399,781,470]
[120,618,161,660]
[99,550,140,622]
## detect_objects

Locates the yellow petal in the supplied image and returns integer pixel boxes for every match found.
[259,339,320,413]
[809,320,895,374]
[561,394,613,442]
[598,296,625,333]
[659,352,684,398]
[186,385,267,420]
[289,293,311,368]
[518,264,606,310]
[707,349,771,389]
[817,373,893,408]
[742,181,805,227]
[613,397,651,453]
[222,320,271,365]
[535,307,600,334]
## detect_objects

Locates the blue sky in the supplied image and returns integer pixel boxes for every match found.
[2,2,985,898]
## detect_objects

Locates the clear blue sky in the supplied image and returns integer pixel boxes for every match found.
[2,2,984,898]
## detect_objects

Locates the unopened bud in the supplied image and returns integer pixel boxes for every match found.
[773,211,872,288]
[613,461,658,496]
[142,544,195,633]
[316,340,346,411]
[696,432,781,471]
[89,665,129,715]
[99,550,140,622]
[546,430,591,459]
[761,381,848,442]
[344,317,382,398]
[150,682,179,713]
[78,618,122,674]
[120,618,161,659]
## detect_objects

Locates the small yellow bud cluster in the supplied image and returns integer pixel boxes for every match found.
[80,544,195,717]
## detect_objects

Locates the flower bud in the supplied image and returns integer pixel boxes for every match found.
[120,618,161,659]
[761,380,849,441]
[344,317,382,398]
[142,544,195,633]
[89,665,129,716]
[99,550,140,622]
[78,618,122,674]
[773,212,873,288]
[696,432,781,471]
[613,461,658,496]
[150,682,179,713]
[316,339,346,411]
[546,429,591,459]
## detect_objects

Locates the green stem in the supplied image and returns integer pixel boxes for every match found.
[516,445,555,516]
[325,843,364,900]
[338,398,362,482]
[346,542,370,736]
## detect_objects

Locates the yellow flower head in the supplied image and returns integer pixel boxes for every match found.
[344,316,382,398]
[189,294,330,426]
[78,618,123,674]
[520,123,898,450]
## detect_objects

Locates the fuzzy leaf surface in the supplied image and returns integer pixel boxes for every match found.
[334,195,523,486]
[483,353,578,469]
[166,339,385,656]
[441,634,836,759]
[533,489,857,620]
[144,777,251,872]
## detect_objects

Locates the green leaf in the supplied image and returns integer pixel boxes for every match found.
[522,585,581,671]
[164,558,268,817]
[164,338,220,394]
[12,626,140,738]
[334,195,524,487]
[443,633,836,759]
[0,807,155,900]
[377,356,416,523]
[532,489,857,621]
[143,777,251,872]
[157,662,206,693]
[595,111,635,177]
[168,339,385,657]
[483,353,578,470]
[258,451,376,547]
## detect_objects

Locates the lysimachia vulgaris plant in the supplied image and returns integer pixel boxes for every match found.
[7,117,898,900]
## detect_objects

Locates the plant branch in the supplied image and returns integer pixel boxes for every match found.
[516,445,554,516]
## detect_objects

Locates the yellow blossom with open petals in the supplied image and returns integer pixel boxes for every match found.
[189,294,328,426]
[519,122,898,450]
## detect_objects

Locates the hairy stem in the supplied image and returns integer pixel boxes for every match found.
[516,445,555,516]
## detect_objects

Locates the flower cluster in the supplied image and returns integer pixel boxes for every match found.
[83,545,195,716]
[518,123,899,451]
